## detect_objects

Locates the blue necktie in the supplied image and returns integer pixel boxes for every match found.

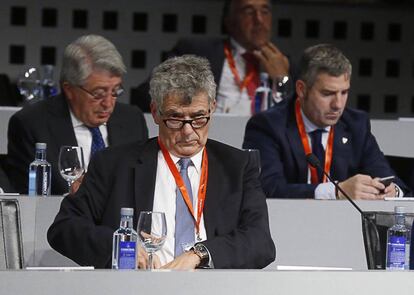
[310,129,325,182]
[174,158,195,257]
[88,127,105,157]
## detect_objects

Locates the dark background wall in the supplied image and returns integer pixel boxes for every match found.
[0,0,413,118]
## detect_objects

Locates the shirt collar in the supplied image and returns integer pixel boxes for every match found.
[300,109,330,134]
[169,148,204,174]
[229,38,248,57]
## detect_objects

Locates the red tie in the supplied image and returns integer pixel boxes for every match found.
[242,52,259,98]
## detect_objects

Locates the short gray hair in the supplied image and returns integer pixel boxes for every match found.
[149,55,216,110]
[60,34,126,85]
[298,44,352,87]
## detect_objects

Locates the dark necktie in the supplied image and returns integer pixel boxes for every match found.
[242,52,259,99]
[174,158,195,257]
[88,127,105,157]
[309,129,325,182]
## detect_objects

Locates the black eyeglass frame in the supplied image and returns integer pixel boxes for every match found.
[160,110,211,130]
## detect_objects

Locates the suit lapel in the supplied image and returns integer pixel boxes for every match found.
[331,120,352,179]
[203,143,221,239]
[286,112,308,183]
[46,96,77,158]
[133,139,158,215]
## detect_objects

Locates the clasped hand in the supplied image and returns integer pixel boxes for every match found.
[338,174,397,200]
[137,245,200,270]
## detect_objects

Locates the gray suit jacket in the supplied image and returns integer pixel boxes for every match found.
[7,95,148,195]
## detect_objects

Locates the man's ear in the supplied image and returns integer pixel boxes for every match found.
[62,82,73,100]
[296,80,306,100]
[210,99,217,113]
[150,101,160,125]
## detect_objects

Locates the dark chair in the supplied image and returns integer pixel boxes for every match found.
[385,155,414,192]
[361,211,414,269]
[0,73,23,106]
[0,199,24,269]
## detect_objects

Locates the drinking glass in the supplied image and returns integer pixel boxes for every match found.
[17,67,43,102]
[271,75,293,104]
[58,146,85,195]
[137,211,167,270]
[243,148,261,175]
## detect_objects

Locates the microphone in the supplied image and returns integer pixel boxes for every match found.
[306,153,364,215]
[306,153,382,269]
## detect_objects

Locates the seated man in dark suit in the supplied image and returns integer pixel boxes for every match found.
[132,0,292,115]
[7,35,148,195]
[47,55,275,269]
[243,44,409,199]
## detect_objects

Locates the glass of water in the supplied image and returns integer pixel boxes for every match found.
[137,211,167,270]
[17,67,43,102]
[58,146,85,195]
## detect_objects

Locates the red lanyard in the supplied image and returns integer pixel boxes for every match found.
[157,137,208,238]
[223,41,256,93]
[295,99,334,184]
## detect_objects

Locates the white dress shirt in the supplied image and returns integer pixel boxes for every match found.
[216,39,252,115]
[152,148,207,266]
[69,111,109,168]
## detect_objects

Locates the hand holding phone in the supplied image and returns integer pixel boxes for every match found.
[379,176,395,187]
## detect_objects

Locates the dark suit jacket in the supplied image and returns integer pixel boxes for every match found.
[7,95,148,195]
[243,100,409,198]
[47,138,276,269]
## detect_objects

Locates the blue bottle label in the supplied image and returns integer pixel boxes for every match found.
[118,241,136,269]
[387,235,406,268]
[28,171,36,196]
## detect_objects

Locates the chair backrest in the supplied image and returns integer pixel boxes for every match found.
[362,211,414,269]
[0,199,24,269]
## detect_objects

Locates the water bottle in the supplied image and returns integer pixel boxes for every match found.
[112,207,138,269]
[253,72,272,114]
[42,65,58,99]
[386,206,411,270]
[28,143,52,196]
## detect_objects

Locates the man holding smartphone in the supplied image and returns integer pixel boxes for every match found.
[243,44,409,199]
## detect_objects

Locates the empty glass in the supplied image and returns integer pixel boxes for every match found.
[272,76,293,104]
[17,67,43,102]
[137,211,167,270]
[58,146,85,195]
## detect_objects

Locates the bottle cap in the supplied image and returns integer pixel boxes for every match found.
[120,207,134,216]
[35,142,47,150]
[394,206,405,214]
[259,72,269,81]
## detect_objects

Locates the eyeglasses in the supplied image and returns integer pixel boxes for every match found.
[77,85,124,101]
[160,111,211,130]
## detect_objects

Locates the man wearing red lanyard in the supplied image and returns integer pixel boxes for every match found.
[243,44,410,199]
[48,55,275,269]
[131,0,292,115]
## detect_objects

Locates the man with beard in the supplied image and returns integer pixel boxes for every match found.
[243,44,409,199]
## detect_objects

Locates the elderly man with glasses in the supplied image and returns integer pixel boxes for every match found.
[48,55,275,270]
[7,34,148,195]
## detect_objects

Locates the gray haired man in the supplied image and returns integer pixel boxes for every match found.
[48,55,275,269]
[7,34,148,195]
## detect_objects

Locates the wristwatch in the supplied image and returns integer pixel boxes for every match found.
[191,243,209,267]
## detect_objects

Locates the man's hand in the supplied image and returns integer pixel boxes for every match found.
[161,251,200,270]
[69,174,84,195]
[253,42,289,79]
[338,174,388,200]
[137,245,161,269]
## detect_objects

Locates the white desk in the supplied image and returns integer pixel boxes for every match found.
[2,106,414,156]
[4,195,414,270]
[1,269,414,295]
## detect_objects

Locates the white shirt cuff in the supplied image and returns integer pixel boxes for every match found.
[314,182,336,200]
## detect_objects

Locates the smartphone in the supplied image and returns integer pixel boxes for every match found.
[379,176,395,188]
